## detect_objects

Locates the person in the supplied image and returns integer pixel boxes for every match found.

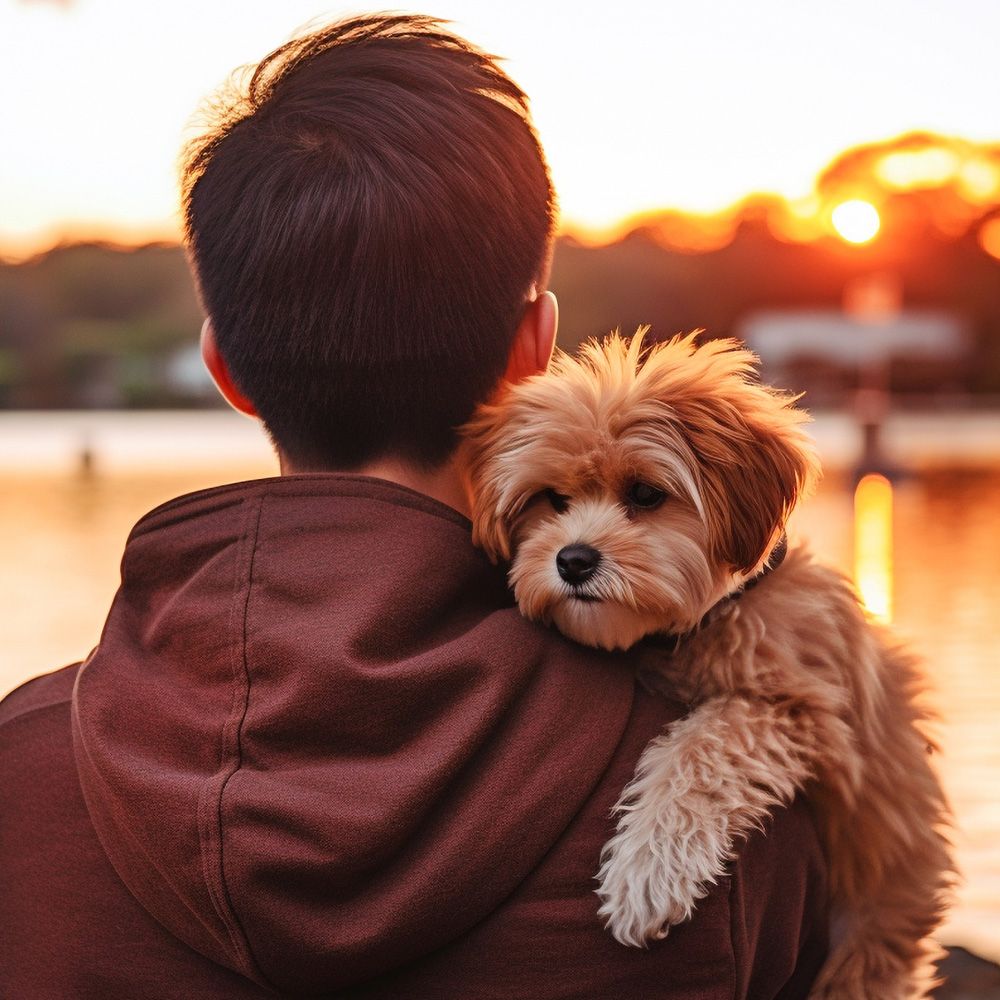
[0,14,828,998]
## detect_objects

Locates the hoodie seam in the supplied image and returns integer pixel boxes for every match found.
[196,491,273,989]
[728,859,741,1000]
[0,697,72,734]
[129,474,470,539]
[0,677,76,729]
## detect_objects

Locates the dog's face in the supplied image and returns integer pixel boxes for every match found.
[461,330,820,651]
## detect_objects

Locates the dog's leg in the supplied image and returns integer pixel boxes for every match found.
[596,693,828,947]
[806,790,952,1000]
[806,643,955,1000]
[808,899,946,1000]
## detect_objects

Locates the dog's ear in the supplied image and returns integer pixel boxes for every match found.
[457,392,524,564]
[645,337,820,574]
[695,409,817,574]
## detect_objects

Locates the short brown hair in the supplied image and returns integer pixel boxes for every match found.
[181,13,555,470]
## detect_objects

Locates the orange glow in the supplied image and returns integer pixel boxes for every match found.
[640,210,739,254]
[766,195,826,244]
[562,207,739,254]
[0,220,181,264]
[876,147,959,189]
[958,158,1000,202]
[978,217,1000,261]
[854,474,893,623]
[831,199,881,244]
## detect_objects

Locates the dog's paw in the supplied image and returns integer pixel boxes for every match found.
[595,820,728,948]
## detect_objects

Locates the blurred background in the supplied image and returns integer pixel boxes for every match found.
[1,0,998,981]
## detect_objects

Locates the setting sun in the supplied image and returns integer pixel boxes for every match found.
[832,199,881,244]
[5,1,1000,259]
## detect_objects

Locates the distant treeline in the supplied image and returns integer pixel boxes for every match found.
[0,243,204,408]
[2,217,1000,409]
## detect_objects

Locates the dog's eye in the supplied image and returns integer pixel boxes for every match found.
[544,489,570,513]
[625,482,667,510]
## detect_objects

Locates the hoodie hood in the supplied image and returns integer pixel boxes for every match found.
[71,474,635,995]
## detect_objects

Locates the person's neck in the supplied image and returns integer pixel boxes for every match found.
[278,451,471,519]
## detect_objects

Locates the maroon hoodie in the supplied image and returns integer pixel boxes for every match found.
[1,475,828,998]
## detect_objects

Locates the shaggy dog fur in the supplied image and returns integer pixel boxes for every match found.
[460,330,955,999]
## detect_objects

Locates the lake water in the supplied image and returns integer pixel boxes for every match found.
[1,410,999,961]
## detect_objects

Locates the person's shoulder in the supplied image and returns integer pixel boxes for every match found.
[0,662,81,731]
[627,679,689,729]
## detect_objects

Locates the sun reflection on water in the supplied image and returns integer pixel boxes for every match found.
[854,473,894,623]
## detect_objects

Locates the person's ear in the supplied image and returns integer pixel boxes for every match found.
[502,289,558,385]
[200,318,258,418]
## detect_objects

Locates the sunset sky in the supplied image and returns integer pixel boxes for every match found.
[2,0,999,258]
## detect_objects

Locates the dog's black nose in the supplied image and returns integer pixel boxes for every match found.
[556,543,601,584]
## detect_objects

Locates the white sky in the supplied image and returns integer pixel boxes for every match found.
[1,0,998,256]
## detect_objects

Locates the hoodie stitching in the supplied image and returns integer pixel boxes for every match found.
[196,491,273,987]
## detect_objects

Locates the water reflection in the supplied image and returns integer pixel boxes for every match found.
[854,472,894,623]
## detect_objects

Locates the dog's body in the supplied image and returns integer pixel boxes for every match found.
[462,330,954,999]
[610,544,951,999]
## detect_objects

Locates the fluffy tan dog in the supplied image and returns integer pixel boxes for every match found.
[461,329,955,999]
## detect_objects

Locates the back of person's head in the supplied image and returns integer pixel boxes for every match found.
[181,13,555,471]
